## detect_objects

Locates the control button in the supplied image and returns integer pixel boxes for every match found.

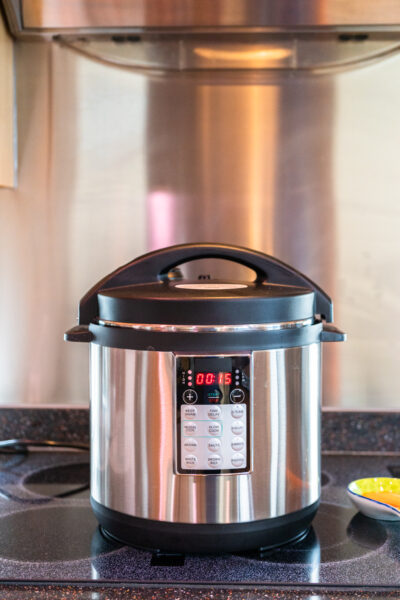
[230,388,245,403]
[208,454,222,468]
[231,421,244,435]
[183,421,197,435]
[207,406,221,420]
[231,437,244,451]
[231,405,245,419]
[207,390,222,402]
[208,422,222,436]
[183,389,198,404]
[182,406,197,419]
[184,438,198,451]
[207,438,221,452]
[231,453,245,468]
[184,455,198,468]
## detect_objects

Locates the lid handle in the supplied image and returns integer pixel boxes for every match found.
[78,243,333,324]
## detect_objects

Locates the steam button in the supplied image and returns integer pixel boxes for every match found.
[231,437,244,451]
[183,389,198,404]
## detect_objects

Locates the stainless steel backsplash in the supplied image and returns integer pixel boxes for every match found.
[1,39,399,408]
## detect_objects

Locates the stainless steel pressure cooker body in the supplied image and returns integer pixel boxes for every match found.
[65,243,345,553]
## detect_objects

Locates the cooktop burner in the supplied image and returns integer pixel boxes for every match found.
[0,452,398,588]
[240,503,387,563]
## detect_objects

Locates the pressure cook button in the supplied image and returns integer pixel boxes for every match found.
[182,406,197,419]
[183,422,197,435]
[207,438,221,452]
[183,389,198,404]
[184,438,198,451]
[231,421,244,435]
[231,405,245,419]
[208,454,222,468]
[231,437,244,451]
[207,406,221,419]
[230,388,245,403]
[208,422,222,436]
[231,453,245,468]
[184,455,198,468]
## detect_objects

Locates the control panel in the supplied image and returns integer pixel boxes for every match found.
[176,355,251,474]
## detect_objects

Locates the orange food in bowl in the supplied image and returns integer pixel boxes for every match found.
[363,491,400,509]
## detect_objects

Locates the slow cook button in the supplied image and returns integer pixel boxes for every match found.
[183,422,197,435]
[182,406,197,419]
[231,405,245,419]
[231,421,244,435]
[208,422,222,436]
[207,438,221,452]
[184,454,198,468]
[231,437,244,451]
[231,453,245,468]
[207,406,221,420]
[208,454,222,468]
[184,438,198,451]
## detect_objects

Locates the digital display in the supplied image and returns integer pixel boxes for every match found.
[195,372,232,386]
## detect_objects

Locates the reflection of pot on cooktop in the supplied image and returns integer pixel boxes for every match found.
[239,503,387,563]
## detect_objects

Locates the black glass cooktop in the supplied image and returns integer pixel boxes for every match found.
[0,452,398,587]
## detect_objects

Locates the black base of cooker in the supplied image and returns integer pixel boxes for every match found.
[91,497,320,553]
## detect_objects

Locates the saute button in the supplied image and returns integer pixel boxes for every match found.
[183,389,198,404]
[207,438,221,452]
[231,421,244,435]
[231,453,245,468]
[208,454,222,468]
[182,406,197,419]
[230,388,245,403]
[207,406,221,419]
[183,422,197,435]
[231,405,245,419]
[208,422,222,436]
[184,438,198,451]
[231,437,244,451]
[184,455,198,468]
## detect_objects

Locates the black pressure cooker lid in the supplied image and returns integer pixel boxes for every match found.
[97,280,314,325]
[76,243,333,327]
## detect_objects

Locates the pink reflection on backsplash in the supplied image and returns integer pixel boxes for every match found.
[147,190,177,251]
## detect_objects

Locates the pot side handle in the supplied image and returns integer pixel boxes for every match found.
[320,323,347,342]
[76,243,334,326]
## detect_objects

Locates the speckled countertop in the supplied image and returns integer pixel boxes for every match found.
[0,449,398,599]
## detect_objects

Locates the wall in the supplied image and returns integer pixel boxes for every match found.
[0,39,399,408]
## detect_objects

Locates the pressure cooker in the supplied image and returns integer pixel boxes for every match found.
[65,243,345,553]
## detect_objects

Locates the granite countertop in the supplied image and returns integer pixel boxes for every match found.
[0,449,398,599]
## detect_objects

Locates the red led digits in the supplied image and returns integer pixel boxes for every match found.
[195,372,233,385]
[224,373,232,385]
[196,373,204,385]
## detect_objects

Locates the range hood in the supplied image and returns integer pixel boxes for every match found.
[3,0,400,38]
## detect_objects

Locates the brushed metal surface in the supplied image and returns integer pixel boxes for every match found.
[4,0,400,35]
[90,344,320,523]
[1,39,400,409]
